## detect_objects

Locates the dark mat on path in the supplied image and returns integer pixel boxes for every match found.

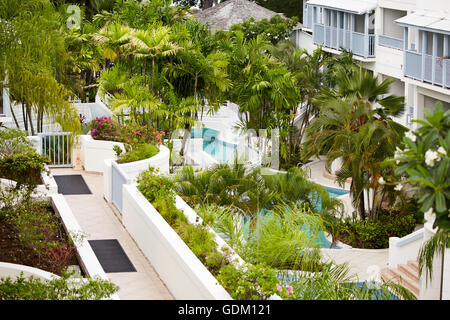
[53,175,92,195]
[88,239,137,273]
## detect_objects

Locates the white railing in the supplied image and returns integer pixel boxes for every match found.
[313,23,375,58]
[38,132,74,168]
[388,228,424,268]
[378,35,403,50]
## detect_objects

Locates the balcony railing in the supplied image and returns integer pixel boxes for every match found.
[313,24,375,58]
[303,3,313,29]
[404,50,450,88]
[378,35,404,50]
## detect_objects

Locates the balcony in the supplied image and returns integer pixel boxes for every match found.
[404,51,450,89]
[313,24,375,58]
[396,10,450,90]
[378,35,403,51]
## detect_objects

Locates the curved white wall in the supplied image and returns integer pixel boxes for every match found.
[80,135,124,173]
[0,262,59,281]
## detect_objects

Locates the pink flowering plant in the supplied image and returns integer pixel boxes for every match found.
[90,117,164,146]
[90,117,122,142]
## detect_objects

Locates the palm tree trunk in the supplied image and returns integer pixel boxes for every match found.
[359,192,366,220]
[26,103,35,136]
[22,103,28,132]
[9,102,20,129]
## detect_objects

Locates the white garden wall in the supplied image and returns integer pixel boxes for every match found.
[117,145,170,179]
[388,228,424,268]
[0,262,59,281]
[419,222,450,300]
[50,194,120,300]
[80,135,124,173]
[121,184,232,300]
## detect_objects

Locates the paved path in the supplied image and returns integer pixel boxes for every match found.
[50,168,173,300]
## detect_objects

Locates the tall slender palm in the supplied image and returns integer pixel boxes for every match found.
[164,48,232,155]
[302,93,405,220]
[108,79,163,124]
[92,22,132,68]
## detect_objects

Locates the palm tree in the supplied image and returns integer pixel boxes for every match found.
[108,78,163,124]
[92,22,132,68]
[164,47,232,155]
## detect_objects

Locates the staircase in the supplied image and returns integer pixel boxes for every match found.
[381,260,420,298]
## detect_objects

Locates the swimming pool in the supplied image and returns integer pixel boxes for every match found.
[191,128,238,163]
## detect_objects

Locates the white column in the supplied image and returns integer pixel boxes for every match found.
[330,10,335,48]
[337,11,341,49]
[404,27,409,76]
[422,31,427,81]
[444,35,449,88]
[432,32,437,85]
[350,14,355,52]
[364,13,369,57]
[343,12,348,49]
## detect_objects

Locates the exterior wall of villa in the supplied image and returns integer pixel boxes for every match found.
[299,0,450,130]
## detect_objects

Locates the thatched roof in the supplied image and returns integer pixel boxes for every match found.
[193,0,284,31]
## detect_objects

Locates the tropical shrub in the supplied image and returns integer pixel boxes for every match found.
[0,153,50,190]
[115,143,159,164]
[0,270,119,300]
[216,263,279,300]
[0,128,50,191]
[0,128,35,157]
[335,212,416,249]
[229,15,299,45]
[136,167,233,280]
[386,103,450,231]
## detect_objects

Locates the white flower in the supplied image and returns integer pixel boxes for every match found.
[425,150,441,167]
[405,130,416,142]
[378,177,385,185]
[437,146,447,156]
[424,208,436,223]
[394,184,403,191]
[394,147,403,159]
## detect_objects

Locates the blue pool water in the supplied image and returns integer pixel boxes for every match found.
[191,128,237,163]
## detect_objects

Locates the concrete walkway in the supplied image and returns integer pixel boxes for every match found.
[50,168,173,300]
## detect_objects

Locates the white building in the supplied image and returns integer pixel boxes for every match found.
[296,0,450,129]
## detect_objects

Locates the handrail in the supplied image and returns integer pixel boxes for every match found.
[395,228,424,247]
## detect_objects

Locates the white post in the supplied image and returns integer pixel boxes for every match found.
[343,12,348,49]
[444,35,448,88]
[350,14,355,52]
[404,26,409,76]
[364,13,369,57]
[432,32,437,85]
[422,30,427,81]
[337,11,341,49]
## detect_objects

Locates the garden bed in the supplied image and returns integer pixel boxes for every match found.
[0,198,82,276]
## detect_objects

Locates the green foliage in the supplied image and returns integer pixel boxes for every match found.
[302,67,407,220]
[0,128,35,157]
[115,143,159,164]
[137,167,178,203]
[176,163,342,220]
[0,153,50,190]
[386,103,450,231]
[216,263,278,300]
[0,270,119,300]
[335,212,416,249]
[137,167,232,284]
[229,15,298,45]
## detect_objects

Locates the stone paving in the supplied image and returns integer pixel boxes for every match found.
[50,168,173,300]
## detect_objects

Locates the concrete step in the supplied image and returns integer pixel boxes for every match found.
[381,266,420,297]
[398,263,419,282]
[407,260,419,273]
